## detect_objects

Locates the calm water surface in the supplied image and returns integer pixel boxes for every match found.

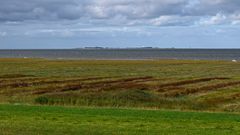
[0,49,239,60]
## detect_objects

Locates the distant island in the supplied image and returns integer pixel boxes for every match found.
[74,47,172,50]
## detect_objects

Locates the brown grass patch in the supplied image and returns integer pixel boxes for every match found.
[204,92,240,105]
[164,81,240,97]
[156,77,230,90]
[0,76,114,90]
[31,76,153,95]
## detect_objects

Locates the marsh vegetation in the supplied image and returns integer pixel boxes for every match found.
[1,59,240,112]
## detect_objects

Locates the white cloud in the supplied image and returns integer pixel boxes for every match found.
[199,13,227,25]
[151,16,176,26]
[198,13,240,26]
[150,15,195,26]
[230,14,240,25]
[232,20,240,25]
[0,31,6,36]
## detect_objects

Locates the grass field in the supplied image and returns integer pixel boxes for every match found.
[0,58,240,134]
[1,104,240,135]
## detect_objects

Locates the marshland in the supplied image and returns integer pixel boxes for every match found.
[1,58,240,111]
[0,58,240,134]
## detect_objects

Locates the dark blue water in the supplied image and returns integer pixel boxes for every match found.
[0,49,239,60]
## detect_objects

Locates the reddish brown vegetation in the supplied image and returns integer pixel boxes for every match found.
[32,76,153,95]
[0,76,114,89]
[200,91,240,105]
[156,77,230,90]
[1,74,240,101]
[164,81,240,97]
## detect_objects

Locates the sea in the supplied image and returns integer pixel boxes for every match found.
[0,49,239,60]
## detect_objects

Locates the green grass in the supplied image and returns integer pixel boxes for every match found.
[0,58,240,78]
[0,104,240,135]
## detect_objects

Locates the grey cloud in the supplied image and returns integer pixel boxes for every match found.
[0,0,240,26]
[0,0,86,21]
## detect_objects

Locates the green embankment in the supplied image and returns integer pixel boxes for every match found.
[0,104,240,135]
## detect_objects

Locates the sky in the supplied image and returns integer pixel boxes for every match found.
[0,0,240,49]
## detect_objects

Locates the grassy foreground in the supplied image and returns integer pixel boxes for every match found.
[0,104,240,135]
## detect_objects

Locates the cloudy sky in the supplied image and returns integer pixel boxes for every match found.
[0,0,240,49]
